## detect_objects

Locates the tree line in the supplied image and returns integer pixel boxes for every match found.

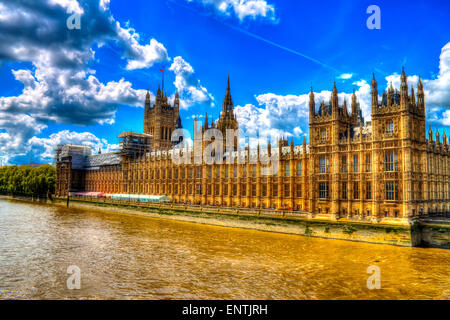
[0,165,55,196]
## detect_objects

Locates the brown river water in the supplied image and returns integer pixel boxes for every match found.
[0,198,449,300]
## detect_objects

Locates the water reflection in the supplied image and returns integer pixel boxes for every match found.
[0,199,448,299]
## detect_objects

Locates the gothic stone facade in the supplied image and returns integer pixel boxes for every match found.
[56,71,450,223]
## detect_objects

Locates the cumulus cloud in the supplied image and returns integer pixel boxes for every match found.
[382,43,450,127]
[235,42,450,145]
[29,130,118,162]
[0,0,170,163]
[234,84,370,145]
[169,56,214,109]
[117,24,169,70]
[186,0,276,22]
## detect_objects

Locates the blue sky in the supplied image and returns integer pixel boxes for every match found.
[0,0,449,164]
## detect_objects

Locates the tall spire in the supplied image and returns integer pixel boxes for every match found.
[371,73,378,109]
[343,98,348,117]
[204,112,209,130]
[309,86,315,121]
[222,75,234,114]
[417,76,425,111]
[174,87,180,110]
[410,85,416,106]
[331,81,338,115]
[400,67,408,107]
[351,88,358,119]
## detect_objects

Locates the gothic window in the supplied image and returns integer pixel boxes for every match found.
[296,184,302,197]
[233,166,237,178]
[233,184,237,196]
[366,182,372,199]
[224,185,228,196]
[208,167,212,178]
[385,151,398,171]
[252,184,256,197]
[262,185,267,197]
[319,182,329,199]
[243,166,247,178]
[296,162,301,176]
[284,163,289,177]
[386,119,394,134]
[366,154,371,172]
[321,129,327,141]
[225,167,229,178]
[241,186,246,196]
[320,156,329,173]
[342,156,347,173]
[385,182,398,200]
[353,182,359,199]
[273,184,278,197]
[252,165,257,177]
[216,167,220,179]
[284,184,290,197]
[353,155,359,172]
[342,182,347,199]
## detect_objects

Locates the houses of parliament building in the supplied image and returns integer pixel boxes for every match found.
[55,69,450,223]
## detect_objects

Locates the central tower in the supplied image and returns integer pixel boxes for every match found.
[216,76,239,151]
[144,85,182,150]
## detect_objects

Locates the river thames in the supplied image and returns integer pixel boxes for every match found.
[0,198,448,299]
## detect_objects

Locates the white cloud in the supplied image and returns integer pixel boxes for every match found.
[0,0,166,163]
[29,130,118,163]
[235,83,370,144]
[187,0,276,22]
[169,56,214,109]
[338,73,353,80]
[116,23,169,70]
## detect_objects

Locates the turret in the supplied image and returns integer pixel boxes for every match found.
[371,73,378,109]
[156,84,162,103]
[145,89,151,114]
[428,127,433,142]
[417,77,425,111]
[343,99,348,117]
[320,101,326,116]
[387,82,393,107]
[436,129,440,144]
[410,86,416,107]
[443,131,447,146]
[309,87,315,122]
[204,113,209,130]
[351,89,358,121]
[174,88,180,112]
[331,82,338,118]
[400,67,408,108]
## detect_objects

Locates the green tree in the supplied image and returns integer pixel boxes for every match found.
[0,164,56,196]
